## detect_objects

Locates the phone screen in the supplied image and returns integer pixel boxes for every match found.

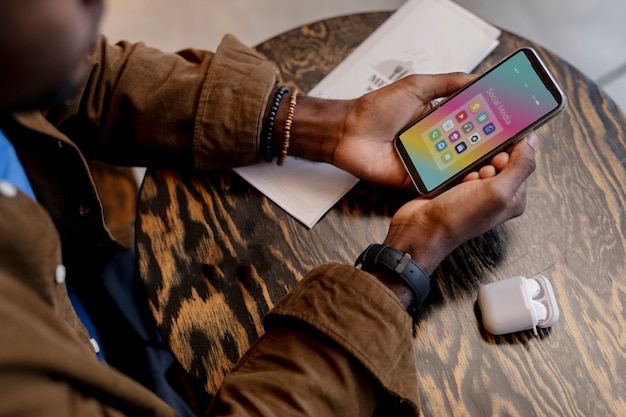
[395,48,565,195]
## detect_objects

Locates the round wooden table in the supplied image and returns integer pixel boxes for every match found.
[136,12,626,416]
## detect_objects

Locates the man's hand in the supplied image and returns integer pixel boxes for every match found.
[286,72,474,187]
[382,134,538,276]
[333,72,475,187]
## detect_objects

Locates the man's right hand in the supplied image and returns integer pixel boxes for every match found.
[382,133,538,278]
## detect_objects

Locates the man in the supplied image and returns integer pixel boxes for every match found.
[0,0,536,415]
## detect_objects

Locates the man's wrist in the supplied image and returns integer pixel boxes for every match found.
[266,92,351,163]
[261,86,291,162]
[383,221,453,276]
[355,244,431,310]
[368,269,415,309]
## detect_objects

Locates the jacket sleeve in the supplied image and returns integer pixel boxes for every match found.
[0,189,420,416]
[46,35,280,170]
[207,263,421,417]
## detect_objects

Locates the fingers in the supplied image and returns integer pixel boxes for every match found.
[413,72,476,102]
[462,133,537,225]
[463,165,496,182]
[478,165,497,178]
[481,134,537,216]
[490,152,510,171]
[498,134,538,187]
[462,133,535,182]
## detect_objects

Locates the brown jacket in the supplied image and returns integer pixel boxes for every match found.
[0,35,420,416]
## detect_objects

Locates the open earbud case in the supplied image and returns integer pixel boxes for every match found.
[478,275,560,335]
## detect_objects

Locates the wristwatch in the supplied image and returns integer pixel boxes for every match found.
[355,243,431,309]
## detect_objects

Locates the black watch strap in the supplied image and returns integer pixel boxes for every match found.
[355,243,431,309]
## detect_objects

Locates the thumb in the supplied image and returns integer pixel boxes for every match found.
[414,72,476,102]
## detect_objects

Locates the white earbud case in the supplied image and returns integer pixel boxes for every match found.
[477,275,560,335]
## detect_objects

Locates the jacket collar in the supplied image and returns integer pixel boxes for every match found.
[11,111,73,145]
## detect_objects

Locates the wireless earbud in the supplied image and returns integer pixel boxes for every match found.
[524,278,541,298]
[531,299,548,322]
[524,278,548,322]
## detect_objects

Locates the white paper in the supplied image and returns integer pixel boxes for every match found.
[234,158,359,228]
[234,0,501,228]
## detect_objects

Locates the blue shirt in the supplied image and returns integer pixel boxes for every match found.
[0,128,36,200]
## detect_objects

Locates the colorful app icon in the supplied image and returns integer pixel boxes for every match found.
[476,111,489,124]
[456,111,468,123]
[455,142,468,154]
[448,130,461,142]
[435,140,447,152]
[429,128,442,141]
[469,100,482,113]
[462,122,474,133]
[468,132,481,145]
[483,122,496,135]
[441,151,453,163]
[442,119,454,132]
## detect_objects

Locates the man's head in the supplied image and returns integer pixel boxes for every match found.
[0,0,103,113]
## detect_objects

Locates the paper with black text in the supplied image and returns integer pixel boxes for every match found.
[234,0,500,228]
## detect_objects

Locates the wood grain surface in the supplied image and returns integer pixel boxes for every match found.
[136,12,626,416]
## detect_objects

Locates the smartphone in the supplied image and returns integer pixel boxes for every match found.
[395,48,566,196]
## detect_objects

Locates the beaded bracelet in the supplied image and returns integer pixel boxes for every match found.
[262,86,290,163]
[277,88,298,166]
